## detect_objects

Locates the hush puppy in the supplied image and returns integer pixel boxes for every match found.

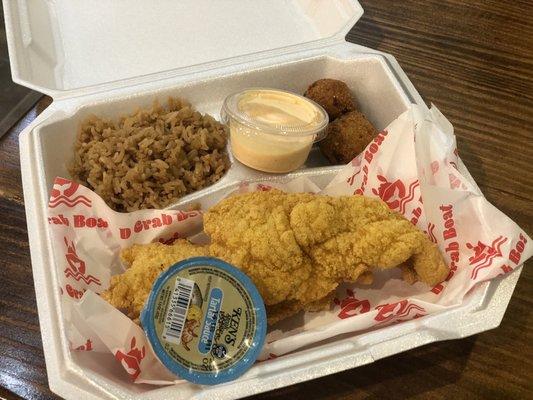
[320,110,377,164]
[304,79,356,120]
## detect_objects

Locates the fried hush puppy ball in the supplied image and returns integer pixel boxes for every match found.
[304,79,357,120]
[319,110,377,164]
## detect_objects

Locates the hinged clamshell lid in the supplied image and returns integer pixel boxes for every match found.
[3,0,363,98]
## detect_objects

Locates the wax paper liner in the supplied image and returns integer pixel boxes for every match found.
[46,105,531,384]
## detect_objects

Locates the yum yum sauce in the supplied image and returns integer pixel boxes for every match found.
[226,89,328,173]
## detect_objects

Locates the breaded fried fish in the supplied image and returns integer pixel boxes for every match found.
[102,191,448,325]
[101,240,209,323]
[205,191,448,323]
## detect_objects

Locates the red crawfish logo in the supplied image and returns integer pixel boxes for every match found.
[372,175,419,215]
[114,337,145,380]
[49,177,91,208]
[64,237,101,286]
[374,300,426,324]
[333,289,371,319]
[426,222,437,243]
[467,236,507,280]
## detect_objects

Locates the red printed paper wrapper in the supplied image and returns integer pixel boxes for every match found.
[47,105,531,385]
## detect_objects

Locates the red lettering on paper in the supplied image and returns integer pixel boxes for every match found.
[438,204,460,282]
[410,205,422,226]
[65,284,85,299]
[431,283,444,294]
[500,264,513,274]
[119,228,131,239]
[509,233,527,265]
[355,131,388,195]
[48,214,70,226]
[73,215,108,229]
[449,173,461,189]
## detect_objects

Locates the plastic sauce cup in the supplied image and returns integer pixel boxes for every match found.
[141,257,266,385]
[221,88,328,173]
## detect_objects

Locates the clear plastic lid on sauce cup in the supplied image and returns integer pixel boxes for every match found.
[141,257,266,385]
[221,88,329,173]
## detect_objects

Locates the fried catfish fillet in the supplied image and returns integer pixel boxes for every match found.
[204,190,336,307]
[103,191,448,326]
[288,195,449,286]
[204,191,448,323]
[100,240,209,323]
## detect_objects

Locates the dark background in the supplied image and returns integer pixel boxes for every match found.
[0,3,40,139]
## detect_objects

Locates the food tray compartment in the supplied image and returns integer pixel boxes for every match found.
[19,47,523,400]
[33,52,412,202]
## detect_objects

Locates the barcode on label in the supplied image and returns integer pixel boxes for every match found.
[162,277,195,344]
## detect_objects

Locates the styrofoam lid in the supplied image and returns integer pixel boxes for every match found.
[3,0,363,97]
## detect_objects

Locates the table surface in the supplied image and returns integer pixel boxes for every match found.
[1,1,532,399]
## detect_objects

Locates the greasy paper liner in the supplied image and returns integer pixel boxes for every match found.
[46,105,531,384]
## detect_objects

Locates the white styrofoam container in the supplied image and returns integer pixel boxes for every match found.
[4,1,523,399]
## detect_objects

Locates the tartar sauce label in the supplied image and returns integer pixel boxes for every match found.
[152,264,258,373]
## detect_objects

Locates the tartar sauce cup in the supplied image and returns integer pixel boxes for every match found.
[141,257,266,385]
[221,88,329,173]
